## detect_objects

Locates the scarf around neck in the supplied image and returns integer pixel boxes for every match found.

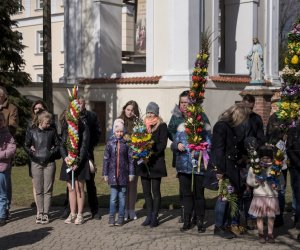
[144,117,159,133]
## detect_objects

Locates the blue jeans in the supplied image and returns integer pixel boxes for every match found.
[215,198,230,228]
[5,167,11,209]
[109,185,126,217]
[0,172,7,219]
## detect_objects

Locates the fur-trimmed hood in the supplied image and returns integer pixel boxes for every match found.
[171,104,184,118]
[177,122,186,132]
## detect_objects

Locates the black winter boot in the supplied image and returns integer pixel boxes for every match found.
[141,213,152,226]
[197,216,206,233]
[191,213,197,228]
[180,214,191,232]
[178,206,184,223]
[150,213,159,228]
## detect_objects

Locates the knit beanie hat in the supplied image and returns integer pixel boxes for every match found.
[146,102,159,116]
[113,118,124,132]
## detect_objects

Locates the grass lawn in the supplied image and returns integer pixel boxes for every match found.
[11,146,293,210]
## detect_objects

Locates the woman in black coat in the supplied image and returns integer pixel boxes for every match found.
[210,103,250,239]
[136,102,168,227]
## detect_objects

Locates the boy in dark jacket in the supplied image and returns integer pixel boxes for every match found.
[103,119,134,226]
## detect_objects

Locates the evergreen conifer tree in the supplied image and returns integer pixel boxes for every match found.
[0,0,32,165]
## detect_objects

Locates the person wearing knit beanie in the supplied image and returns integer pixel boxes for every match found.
[146,102,159,116]
[113,118,124,132]
[103,118,134,226]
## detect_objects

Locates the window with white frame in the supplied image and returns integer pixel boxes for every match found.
[37,0,43,9]
[36,74,43,82]
[37,31,43,53]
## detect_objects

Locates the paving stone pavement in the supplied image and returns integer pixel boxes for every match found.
[1,207,300,250]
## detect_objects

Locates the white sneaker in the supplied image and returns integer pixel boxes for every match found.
[129,210,137,220]
[124,210,129,222]
[64,214,76,224]
[42,214,49,224]
[36,214,42,224]
[75,214,84,225]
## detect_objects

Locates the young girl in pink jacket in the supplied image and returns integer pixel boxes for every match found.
[0,113,16,226]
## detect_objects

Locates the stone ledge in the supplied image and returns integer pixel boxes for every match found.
[80,76,161,85]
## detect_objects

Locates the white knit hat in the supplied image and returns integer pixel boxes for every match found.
[113,118,124,132]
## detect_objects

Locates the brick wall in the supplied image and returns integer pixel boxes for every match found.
[240,88,275,128]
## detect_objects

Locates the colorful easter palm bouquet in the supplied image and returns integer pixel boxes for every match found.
[245,138,261,178]
[267,150,284,189]
[247,145,284,190]
[185,30,211,174]
[278,18,300,128]
[130,118,154,175]
[66,86,80,189]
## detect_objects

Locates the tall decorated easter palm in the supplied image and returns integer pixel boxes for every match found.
[184,30,211,190]
[66,86,80,189]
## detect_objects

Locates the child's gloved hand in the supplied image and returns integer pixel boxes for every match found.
[129,175,135,182]
[103,176,108,182]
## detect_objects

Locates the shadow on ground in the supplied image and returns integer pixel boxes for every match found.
[0,227,53,249]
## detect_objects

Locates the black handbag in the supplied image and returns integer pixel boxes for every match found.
[203,163,219,191]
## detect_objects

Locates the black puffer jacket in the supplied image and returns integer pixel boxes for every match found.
[24,127,60,165]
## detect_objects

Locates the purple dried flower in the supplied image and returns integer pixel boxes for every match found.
[227,185,235,194]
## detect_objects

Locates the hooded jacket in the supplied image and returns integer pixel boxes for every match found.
[171,122,211,175]
[168,104,185,142]
[103,136,134,186]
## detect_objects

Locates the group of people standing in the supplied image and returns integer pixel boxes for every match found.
[24,97,101,225]
[1,86,300,244]
[166,90,300,244]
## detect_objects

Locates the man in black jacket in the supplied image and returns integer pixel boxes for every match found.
[242,94,265,146]
[79,97,101,219]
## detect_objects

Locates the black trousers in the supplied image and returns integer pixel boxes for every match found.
[86,173,99,213]
[178,173,205,218]
[141,176,161,215]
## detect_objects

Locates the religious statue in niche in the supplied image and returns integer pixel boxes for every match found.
[246,38,264,84]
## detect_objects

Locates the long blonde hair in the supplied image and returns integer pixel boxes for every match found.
[218,103,250,127]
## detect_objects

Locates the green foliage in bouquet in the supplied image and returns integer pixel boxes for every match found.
[218,178,238,217]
